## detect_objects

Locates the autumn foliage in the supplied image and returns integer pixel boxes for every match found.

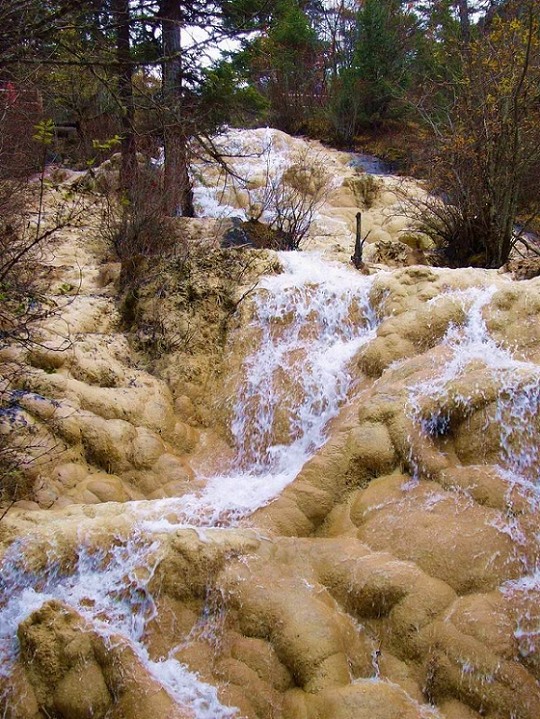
[414,0,540,267]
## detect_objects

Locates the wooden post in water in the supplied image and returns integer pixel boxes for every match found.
[352,212,364,269]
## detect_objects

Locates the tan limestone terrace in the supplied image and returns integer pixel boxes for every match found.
[1,129,539,719]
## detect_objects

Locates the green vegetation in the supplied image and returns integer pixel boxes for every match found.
[0,0,539,267]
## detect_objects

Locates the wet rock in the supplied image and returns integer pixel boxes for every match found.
[4,131,540,719]
[306,681,430,719]
[229,635,293,692]
[222,560,374,693]
[505,256,540,280]
[344,422,397,485]
[438,465,534,513]
[17,601,113,719]
[0,664,40,719]
[80,474,132,503]
[17,600,193,719]
[422,619,540,719]
[367,238,413,267]
[443,592,517,660]
[354,477,531,592]
[221,219,292,250]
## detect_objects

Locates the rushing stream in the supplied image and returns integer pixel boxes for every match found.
[2,262,540,717]
[0,253,378,715]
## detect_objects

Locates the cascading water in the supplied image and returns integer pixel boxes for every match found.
[406,283,540,662]
[0,252,377,716]
[408,285,540,488]
[0,533,236,717]
[231,253,378,471]
[192,128,298,223]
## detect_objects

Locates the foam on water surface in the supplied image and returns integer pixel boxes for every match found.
[6,128,540,717]
[230,252,377,472]
[502,570,540,664]
[192,128,343,243]
[403,283,540,671]
[0,534,236,718]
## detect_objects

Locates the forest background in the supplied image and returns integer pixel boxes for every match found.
[1,0,540,271]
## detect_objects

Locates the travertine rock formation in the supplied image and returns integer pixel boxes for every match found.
[1,130,539,719]
[14,600,193,719]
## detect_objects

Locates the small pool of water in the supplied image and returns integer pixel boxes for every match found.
[348,153,395,175]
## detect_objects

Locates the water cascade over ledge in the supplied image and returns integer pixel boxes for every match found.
[0,253,378,716]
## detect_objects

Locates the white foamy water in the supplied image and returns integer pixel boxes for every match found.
[408,284,540,486]
[231,252,377,470]
[124,253,377,531]
[192,128,342,241]
[502,570,540,663]
[399,283,540,665]
[0,251,377,716]
[0,534,236,718]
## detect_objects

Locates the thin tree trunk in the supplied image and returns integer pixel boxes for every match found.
[457,0,471,44]
[161,0,194,217]
[113,0,137,194]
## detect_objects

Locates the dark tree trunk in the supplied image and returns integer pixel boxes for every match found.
[112,0,137,193]
[161,0,194,217]
[457,0,471,44]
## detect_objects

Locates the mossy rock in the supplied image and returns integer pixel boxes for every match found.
[222,219,292,250]
[343,175,382,210]
[399,232,434,251]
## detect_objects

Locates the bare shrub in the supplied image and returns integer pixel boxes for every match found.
[97,160,196,338]
[409,2,540,268]
[396,189,493,267]
[0,81,42,180]
[0,191,49,345]
[0,188,57,511]
[99,163,176,280]
[240,146,330,250]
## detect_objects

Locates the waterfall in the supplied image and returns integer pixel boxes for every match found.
[406,284,540,660]
[0,252,377,715]
[408,285,540,489]
[135,253,377,529]
[230,253,377,470]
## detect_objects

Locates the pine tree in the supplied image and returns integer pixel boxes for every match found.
[328,0,420,140]
[239,0,322,133]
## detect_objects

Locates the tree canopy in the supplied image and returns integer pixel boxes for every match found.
[1,0,539,266]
